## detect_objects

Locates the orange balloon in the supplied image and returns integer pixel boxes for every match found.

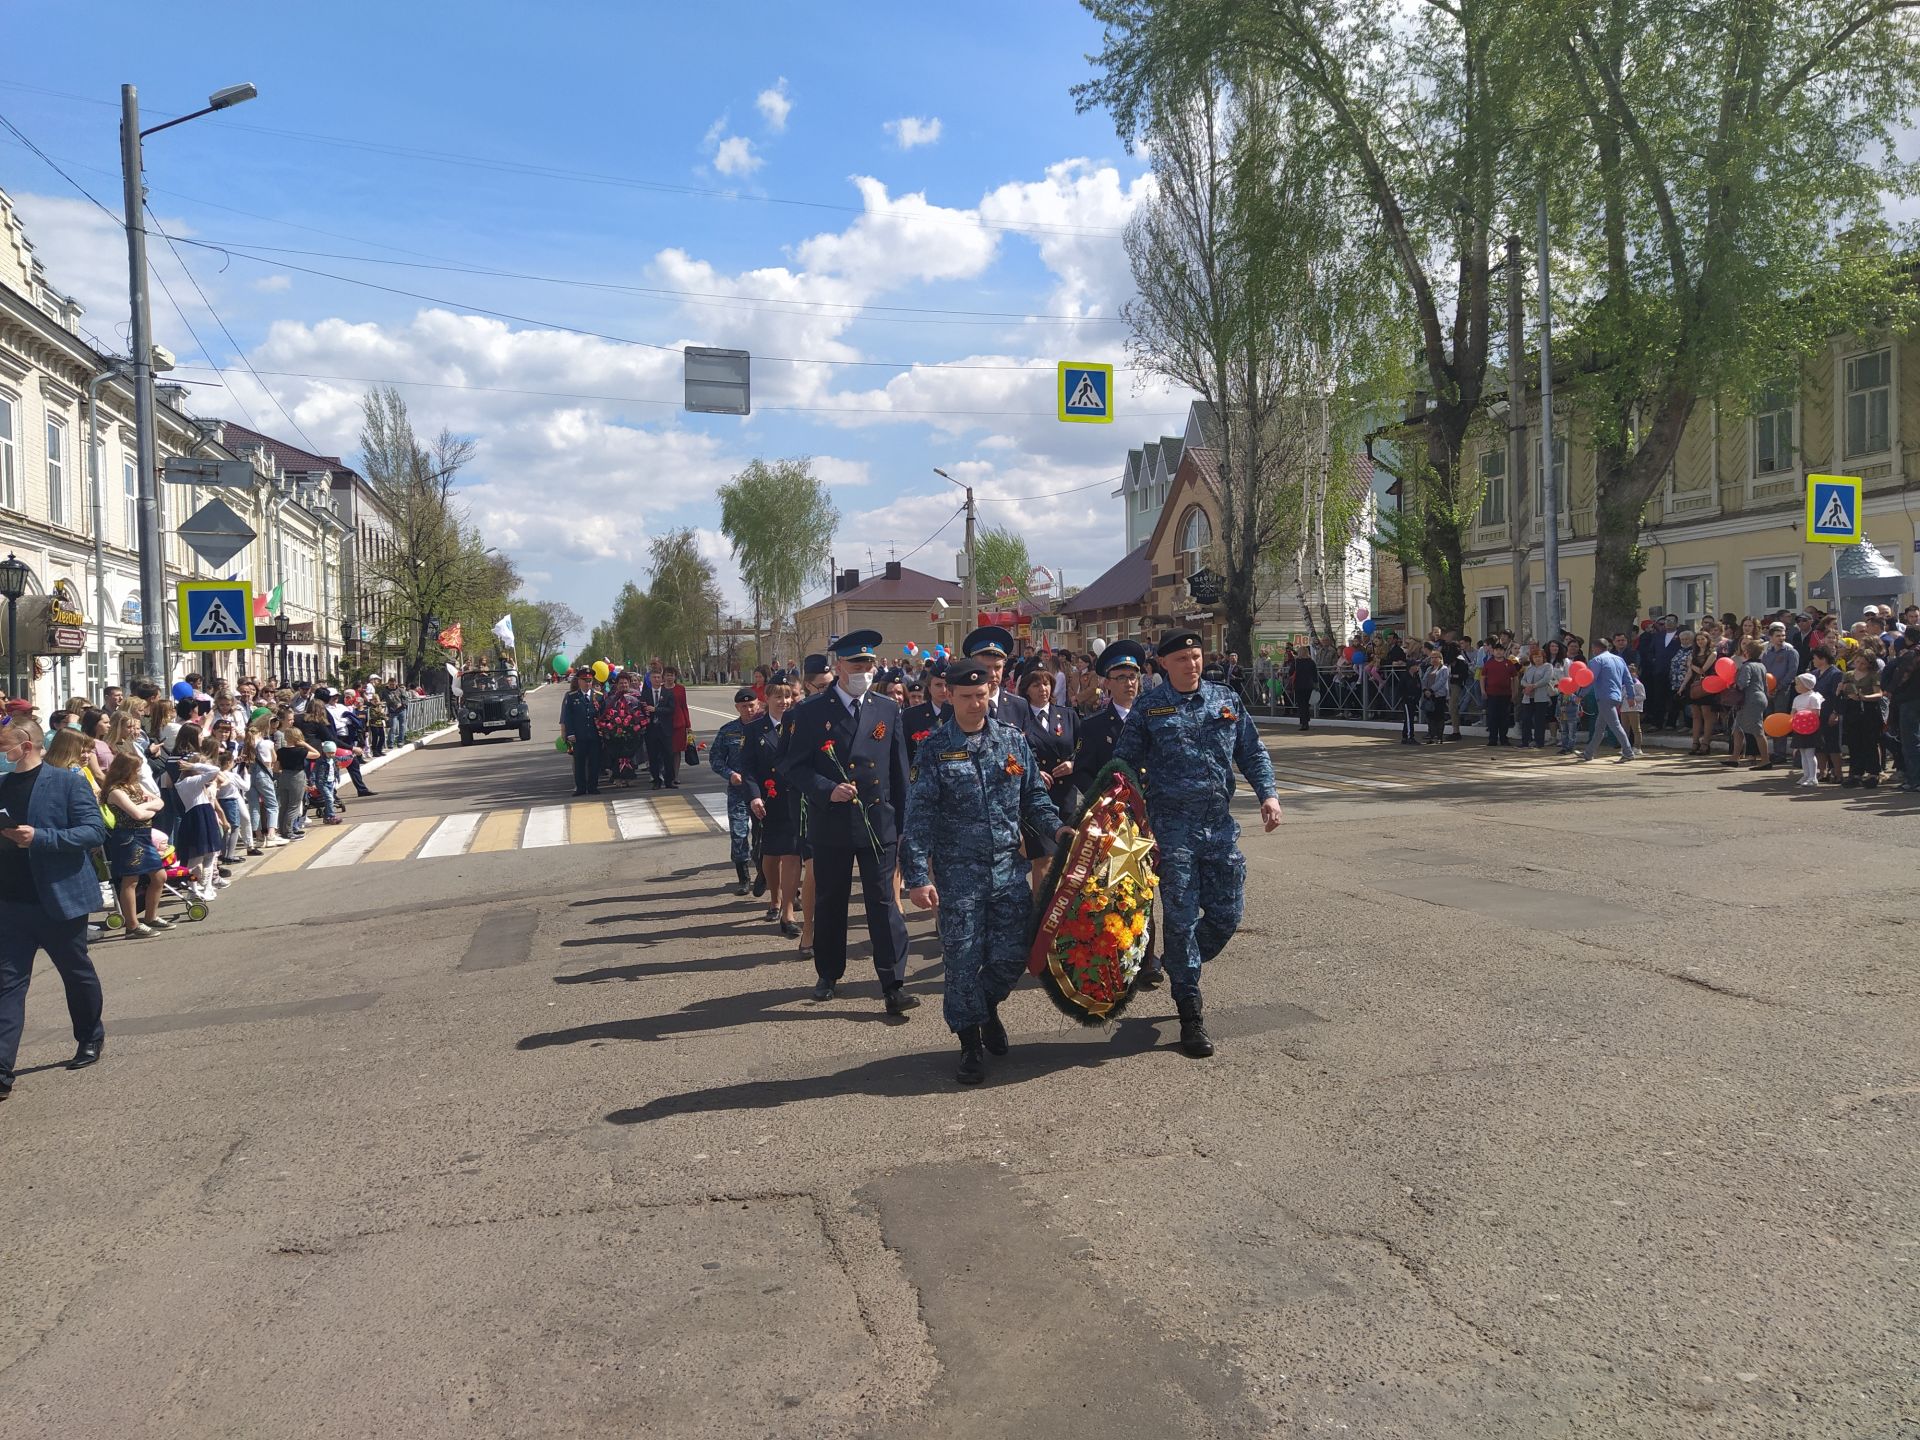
[1765,673,1778,694]
[1762,712,1794,739]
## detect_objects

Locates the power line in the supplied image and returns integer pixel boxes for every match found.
[895,504,967,565]
[977,474,1123,502]
[0,109,118,221]
[147,206,322,453]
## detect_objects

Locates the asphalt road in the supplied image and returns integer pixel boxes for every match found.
[2,682,1915,1438]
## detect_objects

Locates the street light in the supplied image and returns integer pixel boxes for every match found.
[121,80,258,689]
[934,467,977,630]
[0,553,29,702]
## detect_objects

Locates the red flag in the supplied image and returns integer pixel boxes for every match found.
[437,622,464,651]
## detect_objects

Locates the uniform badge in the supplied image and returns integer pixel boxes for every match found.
[871,722,887,740]
[1146,705,1177,717]
[941,750,970,761]
[1004,754,1024,777]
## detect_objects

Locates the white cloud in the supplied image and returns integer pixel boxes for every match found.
[756,78,792,132]
[809,456,871,490]
[885,116,943,150]
[713,135,762,177]
[7,192,210,353]
[252,274,292,293]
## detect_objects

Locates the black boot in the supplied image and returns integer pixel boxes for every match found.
[733,860,750,896]
[1175,994,1215,1058]
[981,1004,1009,1056]
[955,1026,987,1085]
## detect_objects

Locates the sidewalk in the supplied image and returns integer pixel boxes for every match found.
[358,724,457,777]
[1253,712,1701,752]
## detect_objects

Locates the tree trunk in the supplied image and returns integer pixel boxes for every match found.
[1588,390,1696,640]
[1418,409,1471,633]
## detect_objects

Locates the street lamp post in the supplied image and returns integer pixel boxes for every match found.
[121,80,257,689]
[934,468,977,629]
[0,553,28,701]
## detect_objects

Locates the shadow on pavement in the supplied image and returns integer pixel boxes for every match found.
[553,947,808,984]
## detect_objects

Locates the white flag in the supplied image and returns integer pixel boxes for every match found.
[491,614,515,651]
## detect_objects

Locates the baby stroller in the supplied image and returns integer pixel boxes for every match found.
[305,747,355,818]
[98,829,211,929]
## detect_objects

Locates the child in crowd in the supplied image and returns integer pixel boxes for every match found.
[1621,662,1646,752]
[1790,673,1824,788]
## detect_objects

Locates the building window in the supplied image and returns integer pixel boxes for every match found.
[1477,591,1508,638]
[0,392,15,510]
[1177,506,1212,572]
[1665,570,1714,625]
[46,418,67,528]
[1534,434,1567,521]
[122,457,138,547]
[1136,484,1150,513]
[1843,348,1891,458]
[1477,449,1506,527]
[1748,564,1798,615]
[1751,388,1794,476]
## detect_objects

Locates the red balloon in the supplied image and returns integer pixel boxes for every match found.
[1713,656,1736,683]
[1555,677,1578,695]
[1790,709,1820,735]
[1701,674,1727,694]
[1568,661,1594,687]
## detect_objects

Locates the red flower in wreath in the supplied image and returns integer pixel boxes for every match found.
[1004,754,1024,777]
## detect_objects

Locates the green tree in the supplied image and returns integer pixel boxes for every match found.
[718,457,840,662]
[506,598,582,677]
[1538,0,1920,637]
[636,530,723,674]
[1080,0,1539,634]
[973,523,1032,605]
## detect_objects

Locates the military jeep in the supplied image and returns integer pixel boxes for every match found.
[458,669,532,744]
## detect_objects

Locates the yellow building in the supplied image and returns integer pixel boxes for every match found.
[1397,327,1919,639]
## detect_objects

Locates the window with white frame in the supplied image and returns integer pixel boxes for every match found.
[122,457,137,546]
[1751,387,1795,475]
[1534,434,1567,521]
[1748,562,1798,615]
[1176,506,1212,573]
[0,392,15,510]
[1843,348,1891,458]
[1477,449,1507,527]
[1665,570,1714,625]
[46,417,67,527]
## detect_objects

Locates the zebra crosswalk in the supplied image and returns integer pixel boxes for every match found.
[1257,737,1690,797]
[244,790,722,875]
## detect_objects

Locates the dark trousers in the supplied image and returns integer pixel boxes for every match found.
[1483,695,1513,744]
[1518,700,1549,747]
[1295,686,1313,730]
[645,729,670,784]
[1400,697,1418,741]
[570,737,602,794]
[0,901,104,1088]
[1643,675,1672,730]
[811,843,909,991]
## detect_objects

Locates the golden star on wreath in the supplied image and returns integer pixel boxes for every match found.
[1096,819,1157,891]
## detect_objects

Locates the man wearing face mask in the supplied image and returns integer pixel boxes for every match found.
[777,630,917,1014]
[0,716,109,1100]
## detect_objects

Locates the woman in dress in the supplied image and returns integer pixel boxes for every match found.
[101,751,170,935]
[1724,638,1771,769]
[1684,630,1718,754]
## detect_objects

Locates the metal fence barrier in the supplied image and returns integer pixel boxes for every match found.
[1237,670,1487,728]
[401,692,449,737]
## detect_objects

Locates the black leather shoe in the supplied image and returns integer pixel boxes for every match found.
[981,1006,1009,1055]
[955,1026,986,1085]
[1137,964,1164,990]
[1174,996,1214,1058]
[780,920,801,939]
[69,1039,104,1070]
[810,982,837,1002]
[884,988,921,1016]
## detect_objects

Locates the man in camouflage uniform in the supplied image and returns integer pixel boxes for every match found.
[708,688,761,895]
[903,657,1068,1085]
[1113,629,1282,1058]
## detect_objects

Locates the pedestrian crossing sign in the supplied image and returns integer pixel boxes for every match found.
[177,580,255,651]
[1805,474,1862,544]
[1057,361,1114,424]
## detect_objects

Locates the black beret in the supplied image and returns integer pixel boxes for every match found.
[733,688,758,703]
[945,657,993,688]
[803,653,830,676]
[1158,629,1203,655]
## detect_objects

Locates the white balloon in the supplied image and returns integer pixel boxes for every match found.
[1088,637,1107,655]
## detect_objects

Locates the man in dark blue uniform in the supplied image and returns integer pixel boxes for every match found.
[778,630,918,1014]
[1113,629,1282,1057]
[559,668,603,796]
[708,688,760,896]
[903,657,1069,1084]
[962,626,1031,730]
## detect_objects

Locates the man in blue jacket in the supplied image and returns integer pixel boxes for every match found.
[0,715,109,1099]
[1578,638,1637,763]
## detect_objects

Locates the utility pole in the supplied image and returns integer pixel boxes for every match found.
[121,86,166,686]
[934,467,977,625]
[1505,233,1529,634]
[1536,187,1563,642]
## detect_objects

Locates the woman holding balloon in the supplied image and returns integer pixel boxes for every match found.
[1683,631,1719,754]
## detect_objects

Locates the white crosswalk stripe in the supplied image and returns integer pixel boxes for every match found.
[522,805,569,848]
[420,812,483,858]
[612,796,665,839]
[309,819,396,868]
[695,792,731,827]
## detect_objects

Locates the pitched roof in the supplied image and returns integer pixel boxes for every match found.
[1061,541,1152,615]
[832,565,963,605]
[216,420,357,479]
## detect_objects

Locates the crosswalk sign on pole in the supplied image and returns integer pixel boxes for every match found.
[177,580,256,652]
[1805,474,1862,544]
[1057,361,1114,424]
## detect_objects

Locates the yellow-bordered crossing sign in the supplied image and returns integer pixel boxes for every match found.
[1805,474,1862,544]
[177,580,255,652]
[1057,362,1114,423]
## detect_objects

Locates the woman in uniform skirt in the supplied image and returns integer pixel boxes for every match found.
[743,673,803,938]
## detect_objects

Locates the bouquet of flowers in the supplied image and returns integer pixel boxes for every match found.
[595,691,650,780]
[1027,760,1156,1022]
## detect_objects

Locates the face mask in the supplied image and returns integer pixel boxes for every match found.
[842,670,872,698]
[0,750,16,776]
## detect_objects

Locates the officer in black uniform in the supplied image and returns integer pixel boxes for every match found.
[777,630,918,1014]
[900,659,951,764]
[962,625,1031,730]
[559,668,603,796]
[800,652,832,697]
[1067,639,1161,986]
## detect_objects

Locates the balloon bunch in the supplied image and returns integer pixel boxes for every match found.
[1699,656,1737,695]
[1555,660,1595,696]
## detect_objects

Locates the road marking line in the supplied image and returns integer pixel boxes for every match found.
[568,801,616,846]
[309,820,396,869]
[695,792,731,827]
[612,796,664,840]
[247,823,352,875]
[1267,776,1335,794]
[420,812,483,858]
[522,805,569,849]
[364,815,437,863]
[652,792,712,835]
[1275,765,1405,789]
[470,809,525,853]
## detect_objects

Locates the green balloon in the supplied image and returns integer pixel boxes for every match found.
[550,653,569,676]
[554,735,569,752]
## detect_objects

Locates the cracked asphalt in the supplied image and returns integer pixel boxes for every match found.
[1,683,1914,1438]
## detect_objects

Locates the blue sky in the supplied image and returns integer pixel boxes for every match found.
[0,0,1196,638]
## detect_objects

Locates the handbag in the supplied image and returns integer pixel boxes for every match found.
[683,741,699,767]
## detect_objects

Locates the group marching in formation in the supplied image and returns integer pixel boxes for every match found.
[566,625,1282,1084]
